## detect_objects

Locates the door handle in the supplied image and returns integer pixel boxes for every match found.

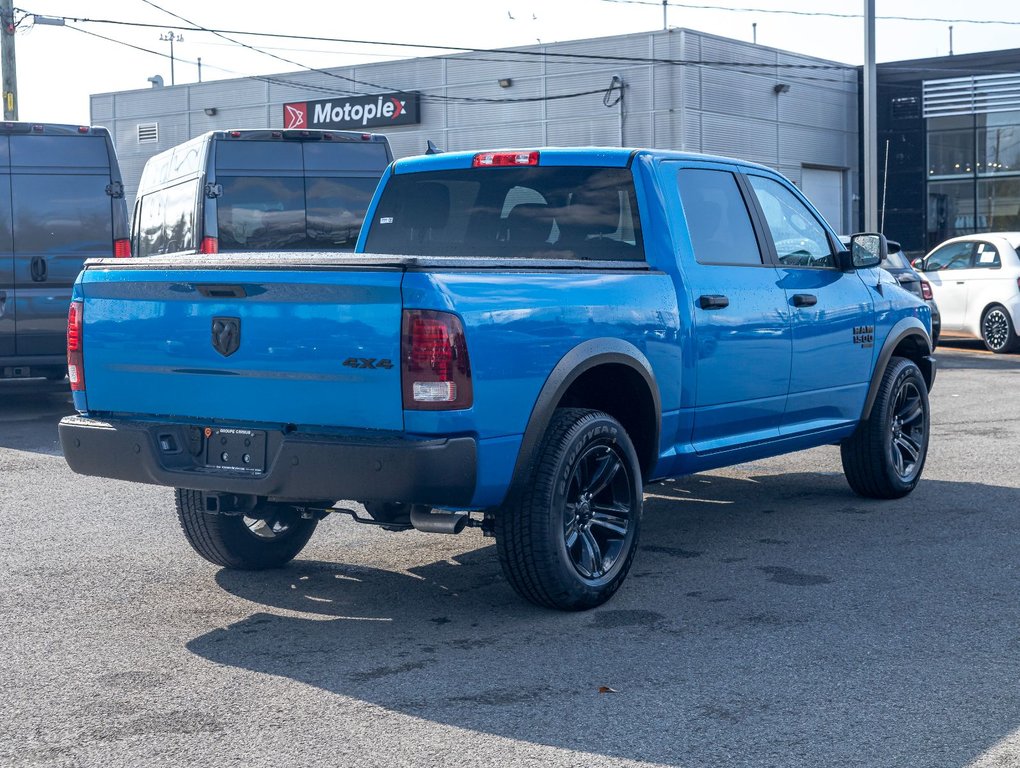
[30,256,48,282]
[792,293,817,307]
[698,294,729,310]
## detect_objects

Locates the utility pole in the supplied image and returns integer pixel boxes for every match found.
[662,0,667,31]
[159,30,183,86]
[863,0,877,231]
[1,0,17,120]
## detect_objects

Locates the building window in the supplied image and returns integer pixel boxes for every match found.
[926,108,1020,248]
[977,110,1020,175]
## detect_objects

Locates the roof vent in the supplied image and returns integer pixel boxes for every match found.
[137,123,159,143]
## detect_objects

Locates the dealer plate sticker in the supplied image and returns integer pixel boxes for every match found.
[204,428,267,474]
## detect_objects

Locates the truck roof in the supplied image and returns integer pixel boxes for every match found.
[392,147,777,174]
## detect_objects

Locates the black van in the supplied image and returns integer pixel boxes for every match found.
[131,129,393,256]
[0,123,130,380]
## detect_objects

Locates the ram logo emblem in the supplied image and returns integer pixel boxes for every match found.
[211,317,241,357]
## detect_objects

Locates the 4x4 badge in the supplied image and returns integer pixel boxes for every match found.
[212,317,241,357]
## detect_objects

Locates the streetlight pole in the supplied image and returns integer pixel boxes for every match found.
[863,0,878,231]
[159,30,183,86]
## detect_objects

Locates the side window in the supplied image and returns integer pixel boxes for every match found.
[162,179,199,254]
[925,241,973,271]
[136,191,166,258]
[676,168,762,266]
[748,175,834,268]
[974,241,1001,269]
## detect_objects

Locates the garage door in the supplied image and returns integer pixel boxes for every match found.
[801,167,845,234]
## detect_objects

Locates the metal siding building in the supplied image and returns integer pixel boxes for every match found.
[91,29,858,230]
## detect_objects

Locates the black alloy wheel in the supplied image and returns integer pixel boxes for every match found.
[981,305,1019,353]
[495,408,643,611]
[887,377,926,485]
[841,356,930,499]
[562,441,636,583]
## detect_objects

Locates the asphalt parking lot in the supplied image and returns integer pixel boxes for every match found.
[2,341,1018,768]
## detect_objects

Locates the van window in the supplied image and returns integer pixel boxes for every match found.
[217,176,306,251]
[136,179,199,257]
[10,135,110,169]
[12,175,113,253]
[304,141,391,171]
[306,177,382,248]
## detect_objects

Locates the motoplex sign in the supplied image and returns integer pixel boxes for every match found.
[283,92,421,131]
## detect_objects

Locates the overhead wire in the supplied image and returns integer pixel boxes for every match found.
[600,0,1020,26]
[17,5,864,103]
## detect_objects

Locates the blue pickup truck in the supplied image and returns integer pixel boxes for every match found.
[59,147,935,610]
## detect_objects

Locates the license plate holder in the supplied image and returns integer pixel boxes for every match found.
[204,428,267,474]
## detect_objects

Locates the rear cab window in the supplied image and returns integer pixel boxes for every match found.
[363,166,644,260]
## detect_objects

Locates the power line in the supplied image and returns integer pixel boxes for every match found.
[601,0,1020,26]
[15,9,853,70]
[58,19,625,106]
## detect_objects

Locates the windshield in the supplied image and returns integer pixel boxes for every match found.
[363,166,644,260]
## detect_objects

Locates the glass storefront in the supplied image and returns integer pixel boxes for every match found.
[926,109,1020,248]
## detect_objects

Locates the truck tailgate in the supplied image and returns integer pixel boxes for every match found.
[78,265,404,430]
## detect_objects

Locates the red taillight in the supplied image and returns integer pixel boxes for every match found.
[920,280,933,301]
[113,238,131,258]
[200,236,219,254]
[67,301,85,391]
[78,126,90,134]
[472,150,539,167]
[401,310,472,410]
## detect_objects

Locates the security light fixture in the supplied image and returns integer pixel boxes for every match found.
[498,78,513,88]
[204,108,217,116]
[774,83,791,94]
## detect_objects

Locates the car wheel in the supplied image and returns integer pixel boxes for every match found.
[840,357,930,499]
[175,489,317,569]
[495,408,642,611]
[981,305,1019,353]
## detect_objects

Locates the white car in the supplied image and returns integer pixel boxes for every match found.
[915,233,1020,353]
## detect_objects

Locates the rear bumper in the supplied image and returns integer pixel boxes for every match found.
[59,415,477,506]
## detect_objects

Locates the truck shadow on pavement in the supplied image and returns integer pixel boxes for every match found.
[0,382,73,455]
[188,471,1020,767]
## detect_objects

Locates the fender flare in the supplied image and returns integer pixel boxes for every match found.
[862,318,934,421]
[508,338,662,494]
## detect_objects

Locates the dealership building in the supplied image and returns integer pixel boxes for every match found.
[92,24,1020,250]
[91,28,860,233]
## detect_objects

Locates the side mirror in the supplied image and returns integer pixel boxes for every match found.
[839,232,886,271]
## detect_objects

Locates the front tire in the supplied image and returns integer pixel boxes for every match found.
[495,408,643,611]
[175,489,317,569]
[981,305,1019,353]
[841,357,930,499]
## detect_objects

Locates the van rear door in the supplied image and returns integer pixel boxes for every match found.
[11,133,116,356]
[0,138,12,358]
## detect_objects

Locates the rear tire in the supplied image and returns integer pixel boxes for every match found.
[981,305,1019,353]
[841,357,929,499]
[175,489,317,569]
[495,408,643,611]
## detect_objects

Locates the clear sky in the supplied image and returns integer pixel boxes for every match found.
[9,0,1020,125]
